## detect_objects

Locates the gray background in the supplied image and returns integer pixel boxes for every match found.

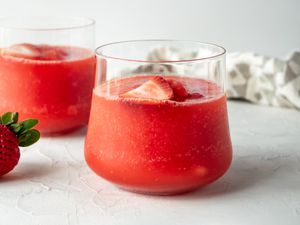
[1,0,299,58]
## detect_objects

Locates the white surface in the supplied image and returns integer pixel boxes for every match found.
[0,101,299,225]
[0,0,299,57]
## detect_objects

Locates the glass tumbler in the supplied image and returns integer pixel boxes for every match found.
[0,16,96,135]
[85,40,232,195]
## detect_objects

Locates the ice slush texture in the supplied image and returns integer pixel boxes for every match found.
[85,75,232,194]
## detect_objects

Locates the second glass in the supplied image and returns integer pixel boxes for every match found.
[0,16,96,134]
[85,40,232,195]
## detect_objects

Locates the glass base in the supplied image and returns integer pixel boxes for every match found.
[117,186,200,196]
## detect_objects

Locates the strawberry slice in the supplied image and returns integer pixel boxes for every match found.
[3,43,40,59]
[167,79,189,101]
[120,76,174,100]
[38,45,68,60]
[189,92,204,99]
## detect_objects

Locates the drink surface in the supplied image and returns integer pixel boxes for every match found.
[85,75,232,194]
[0,44,96,134]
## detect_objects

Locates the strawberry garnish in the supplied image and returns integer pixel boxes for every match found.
[167,78,205,101]
[189,92,204,99]
[120,76,174,100]
[3,43,40,59]
[0,112,40,176]
[120,76,205,102]
[38,45,68,60]
[3,44,68,61]
[167,79,189,102]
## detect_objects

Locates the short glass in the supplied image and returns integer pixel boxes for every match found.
[0,16,96,135]
[85,40,232,195]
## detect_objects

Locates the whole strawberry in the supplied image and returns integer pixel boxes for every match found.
[0,112,40,176]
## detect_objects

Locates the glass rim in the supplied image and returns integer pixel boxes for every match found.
[0,16,95,31]
[95,39,226,63]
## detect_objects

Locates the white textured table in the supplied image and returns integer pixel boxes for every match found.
[0,101,299,225]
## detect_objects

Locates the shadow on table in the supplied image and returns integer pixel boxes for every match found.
[41,126,87,139]
[0,161,55,183]
[168,150,296,200]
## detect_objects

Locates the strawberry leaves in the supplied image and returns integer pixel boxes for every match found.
[0,112,40,147]
[18,129,40,147]
[0,112,18,125]
[18,119,38,135]
[10,123,23,133]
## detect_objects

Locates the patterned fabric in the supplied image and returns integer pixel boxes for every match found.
[138,47,300,110]
[227,52,300,110]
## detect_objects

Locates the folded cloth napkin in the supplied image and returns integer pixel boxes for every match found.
[227,51,300,110]
[137,47,300,110]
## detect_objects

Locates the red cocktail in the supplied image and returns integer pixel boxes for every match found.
[0,17,96,134]
[85,40,232,195]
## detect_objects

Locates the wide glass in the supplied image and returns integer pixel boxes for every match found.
[85,40,232,195]
[0,16,96,134]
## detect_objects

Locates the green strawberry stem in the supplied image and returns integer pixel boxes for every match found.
[0,112,40,147]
